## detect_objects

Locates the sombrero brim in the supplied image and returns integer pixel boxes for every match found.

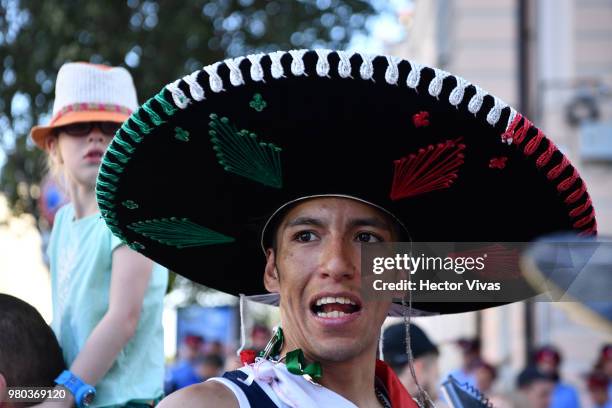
[96,50,597,315]
[31,111,131,149]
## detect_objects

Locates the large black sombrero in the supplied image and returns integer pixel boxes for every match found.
[96,49,597,315]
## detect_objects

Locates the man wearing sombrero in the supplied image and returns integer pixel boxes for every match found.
[96,50,597,407]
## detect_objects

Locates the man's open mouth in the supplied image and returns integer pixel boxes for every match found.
[310,294,362,318]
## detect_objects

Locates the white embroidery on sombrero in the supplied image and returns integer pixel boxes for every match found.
[505,108,519,144]
[428,69,451,98]
[468,85,486,114]
[183,71,205,101]
[204,61,224,93]
[337,50,354,78]
[359,53,375,80]
[289,49,308,76]
[269,51,286,79]
[166,79,190,109]
[384,55,402,85]
[449,76,469,107]
[247,53,266,82]
[406,61,424,89]
[487,97,508,126]
[225,56,246,86]
[163,50,519,135]
[315,49,332,77]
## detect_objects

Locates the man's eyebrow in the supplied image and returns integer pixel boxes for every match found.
[285,216,326,228]
[349,217,390,230]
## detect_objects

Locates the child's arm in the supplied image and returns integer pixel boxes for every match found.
[69,245,154,386]
[35,246,155,408]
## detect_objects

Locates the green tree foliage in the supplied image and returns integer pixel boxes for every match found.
[0,0,376,216]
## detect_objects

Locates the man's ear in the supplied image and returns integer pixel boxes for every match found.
[264,248,280,293]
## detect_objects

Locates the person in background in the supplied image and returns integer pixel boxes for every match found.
[517,366,556,408]
[473,359,496,394]
[383,323,440,402]
[251,324,272,354]
[533,345,581,408]
[594,344,612,400]
[165,335,205,394]
[194,355,225,382]
[31,62,168,408]
[0,294,66,408]
[587,371,612,408]
[444,337,480,388]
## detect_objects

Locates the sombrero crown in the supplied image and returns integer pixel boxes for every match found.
[96,50,597,314]
[31,62,138,148]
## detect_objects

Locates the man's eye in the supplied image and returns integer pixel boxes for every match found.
[295,231,317,242]
[356,232,381,243]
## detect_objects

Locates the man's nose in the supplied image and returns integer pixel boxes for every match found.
[318,237,358,281]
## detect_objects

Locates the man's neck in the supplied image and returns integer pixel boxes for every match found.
[281,345,383,408]
[67,182,98,219]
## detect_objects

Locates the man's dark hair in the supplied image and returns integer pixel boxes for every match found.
[516,366,555,389]
[0,294,66,387]
[265,200,409,253]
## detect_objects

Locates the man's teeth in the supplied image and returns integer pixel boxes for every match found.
[315,296,356,306]
[316,310,348,318]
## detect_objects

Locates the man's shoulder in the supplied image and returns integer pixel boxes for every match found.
[158,380,239,408]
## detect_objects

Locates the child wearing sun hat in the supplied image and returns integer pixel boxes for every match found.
[31,62,167,408]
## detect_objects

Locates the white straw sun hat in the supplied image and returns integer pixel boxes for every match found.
[31,62,138,149]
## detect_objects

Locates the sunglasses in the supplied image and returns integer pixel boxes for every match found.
[57,121,121,137]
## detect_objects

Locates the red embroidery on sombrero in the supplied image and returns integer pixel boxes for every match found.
[578,221,597,236]
[547,156,570,181]
[412,111,430,128]
[51,103,132,123]
[574,209,596,229]
[501,114,532,145]
[449,244,521,280]
[536,141,556,168]
[569,197,593,218]
[489,157,508,169]
[565,182,587,205]
[524,129,544,156]
[390,138,465,200]
[558,168,579,192]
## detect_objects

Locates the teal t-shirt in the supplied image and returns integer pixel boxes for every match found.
[48,204,168,407]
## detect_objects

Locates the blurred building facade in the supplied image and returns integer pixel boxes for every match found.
[390,0,612,397]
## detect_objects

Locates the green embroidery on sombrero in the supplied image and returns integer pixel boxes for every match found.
[122,200,139,210]
[249,93,267,112]
[101,209,117,218]
[128,217,235,249]
[121,122,144,143]
[129,241,145,251]
[174,127,190,142]
[96,178,118,192]
[96,190,115,201]
[208,113,282,188]
[130,112,153,134]
[97,197,114,209]
[111,135,135,154]
[154,90,178,116]
[106,145,130,164]
[98,168,119,183]
[142,100,165,126]
[102,161,124,174]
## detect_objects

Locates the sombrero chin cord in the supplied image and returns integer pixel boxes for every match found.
[237,293,247,356]
[403,253,437,408]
